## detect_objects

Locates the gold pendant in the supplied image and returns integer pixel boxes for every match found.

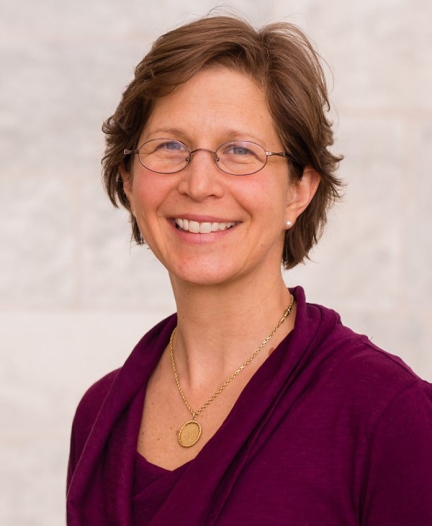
[178,420,202,448]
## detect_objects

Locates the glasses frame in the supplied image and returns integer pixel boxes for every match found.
[124,138,297,176]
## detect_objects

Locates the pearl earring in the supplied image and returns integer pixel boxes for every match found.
[286,220,292,229]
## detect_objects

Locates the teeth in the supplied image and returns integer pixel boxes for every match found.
[200,222,212,234]
[174,219,235,233]
[188,220,198,233]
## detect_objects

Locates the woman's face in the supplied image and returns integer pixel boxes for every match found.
[122,67,316,288]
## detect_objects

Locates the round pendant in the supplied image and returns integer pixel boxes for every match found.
[178,420,202,448]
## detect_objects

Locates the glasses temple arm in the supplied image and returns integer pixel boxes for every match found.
[124,149,139,155]
[266,151,298,162]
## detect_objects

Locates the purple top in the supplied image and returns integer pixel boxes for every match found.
[67,287,432,525]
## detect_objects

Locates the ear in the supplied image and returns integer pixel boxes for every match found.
[285,166,320,224]
[119,163,135,214]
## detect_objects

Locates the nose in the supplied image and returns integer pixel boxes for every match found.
[177,148,224,201]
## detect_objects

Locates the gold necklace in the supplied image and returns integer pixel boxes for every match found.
[169,295,295,448]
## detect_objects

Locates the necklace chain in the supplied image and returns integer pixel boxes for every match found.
[169,295,295,422]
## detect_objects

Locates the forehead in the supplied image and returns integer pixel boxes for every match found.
[141,67,280,145]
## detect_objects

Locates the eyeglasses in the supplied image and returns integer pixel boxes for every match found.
[124,139,295,176]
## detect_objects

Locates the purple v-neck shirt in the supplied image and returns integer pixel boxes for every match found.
[67,287,432,525]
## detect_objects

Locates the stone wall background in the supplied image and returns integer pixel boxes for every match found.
[1,0,431,524]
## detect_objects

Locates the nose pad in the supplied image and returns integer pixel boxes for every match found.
[178,148,224,200]
[189,147,217,159]
[187,147,221,172]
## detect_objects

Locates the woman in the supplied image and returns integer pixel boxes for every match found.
[67,15,432,525]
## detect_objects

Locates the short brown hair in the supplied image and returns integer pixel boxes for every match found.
[102,15,343,269]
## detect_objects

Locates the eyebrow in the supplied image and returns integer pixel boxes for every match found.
[144,128,189,141]
[144,127,265,144]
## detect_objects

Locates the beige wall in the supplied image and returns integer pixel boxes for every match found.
[1,0,431,524]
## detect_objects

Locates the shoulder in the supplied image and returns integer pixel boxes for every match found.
[300,295,431,421]
[331,320,422,389]
[70,369,120,453]
[74,369,120,424]
[329,316,427,395]
[293,287,418,385]
[303,294,421,384]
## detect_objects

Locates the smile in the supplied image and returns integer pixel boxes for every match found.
[174,218,236,233]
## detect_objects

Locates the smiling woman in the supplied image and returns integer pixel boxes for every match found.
[66,15,432,526]
[119,67,319,287]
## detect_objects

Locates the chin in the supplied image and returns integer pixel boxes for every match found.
[169,261,242,288]
[173,272,234,288]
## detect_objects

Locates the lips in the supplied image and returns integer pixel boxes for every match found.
[174,218,236,233]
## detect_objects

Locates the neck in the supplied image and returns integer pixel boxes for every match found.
[168,271,294,387]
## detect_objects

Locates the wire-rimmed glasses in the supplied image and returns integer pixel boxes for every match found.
[124,139,295,176]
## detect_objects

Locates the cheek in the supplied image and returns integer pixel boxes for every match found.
[132,172,167,209]
[240,176,289,218]
[130,174,179,242]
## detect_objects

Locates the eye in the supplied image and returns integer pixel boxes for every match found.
[220,141,263,162]
[156,140,188,152]
[225,144,254,156]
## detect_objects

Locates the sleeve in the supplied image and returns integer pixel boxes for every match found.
[362,379,432,525]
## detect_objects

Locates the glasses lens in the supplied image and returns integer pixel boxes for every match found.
[216,141,267,175]
[138,139,190,173]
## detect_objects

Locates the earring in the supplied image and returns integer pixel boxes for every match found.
[285,220,292,229]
